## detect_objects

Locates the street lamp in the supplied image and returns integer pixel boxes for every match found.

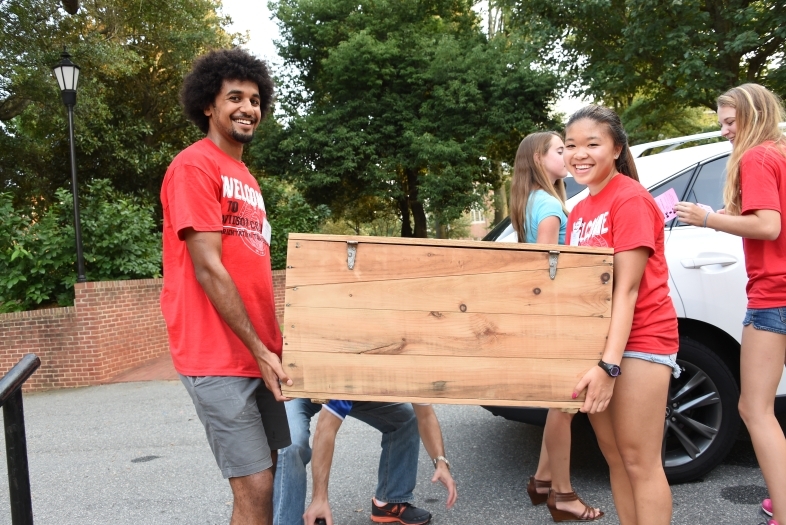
[52,48,86,283]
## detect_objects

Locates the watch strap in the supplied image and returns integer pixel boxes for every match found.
[598,360,621,377]
[433,455,450,470]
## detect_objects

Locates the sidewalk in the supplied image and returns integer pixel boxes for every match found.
[0,377,472,525]
[107,353,179,383]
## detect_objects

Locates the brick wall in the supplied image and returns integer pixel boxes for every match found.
[1,272,288,391]
[73,280,169,383]
[272,269,286,321]
[0,307,78,390]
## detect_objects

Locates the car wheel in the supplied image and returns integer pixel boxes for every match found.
[663,337,740,484]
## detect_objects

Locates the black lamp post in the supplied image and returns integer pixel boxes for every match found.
[52,48,86,283]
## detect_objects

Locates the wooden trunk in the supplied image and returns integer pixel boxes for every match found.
[282,234,613,408]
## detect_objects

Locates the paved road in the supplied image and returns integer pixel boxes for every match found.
[0,381,774,524]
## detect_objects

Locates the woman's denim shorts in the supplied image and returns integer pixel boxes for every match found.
[622,351,681,378]
[743,307,786,335]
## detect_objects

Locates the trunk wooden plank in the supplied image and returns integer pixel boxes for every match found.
[280,391,584,409]
[286,266,612,318]
[286,238,612,287]
[282,234,612,407]
[281,352,592,408]
[288,233,613,255]
[284,308,607,359]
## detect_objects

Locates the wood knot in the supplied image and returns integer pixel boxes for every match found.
[432,380,447,391]
[459,304,467,313]
[533,288,541,295]
[429,311,444,318]
[601,272,611,284]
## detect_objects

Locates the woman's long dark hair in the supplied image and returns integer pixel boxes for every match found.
[566,105,639,181]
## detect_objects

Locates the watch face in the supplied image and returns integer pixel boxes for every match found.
[599,361,621,377]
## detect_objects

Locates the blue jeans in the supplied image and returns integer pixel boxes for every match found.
[622,351,682,378]
[743,307,786,335]
[272,398,419,525]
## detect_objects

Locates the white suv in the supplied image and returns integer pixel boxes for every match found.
[484,127,786,483]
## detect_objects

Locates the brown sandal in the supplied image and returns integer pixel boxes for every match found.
[526,476,551,506]
[546,489,604,522]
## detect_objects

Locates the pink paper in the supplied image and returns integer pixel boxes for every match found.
[654,188,679,222]
[696,203,714,213]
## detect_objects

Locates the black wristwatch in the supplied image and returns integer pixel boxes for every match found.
[598,360,621,377]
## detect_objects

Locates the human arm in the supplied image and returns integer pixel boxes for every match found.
[673,203,780,240]
[573,247,649,413]
[411,404,457,509]
[183,229,292,400]
[303,408,343,525]
[535,216,561,244]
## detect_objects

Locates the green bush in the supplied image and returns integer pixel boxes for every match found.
[0,180,162,312]
[258,176,330,270]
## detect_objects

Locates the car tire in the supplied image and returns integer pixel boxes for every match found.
[663,336,740,484]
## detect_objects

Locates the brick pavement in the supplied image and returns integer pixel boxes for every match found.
[107,352,178,383]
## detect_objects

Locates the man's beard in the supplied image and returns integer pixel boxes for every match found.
[231,128,255,144]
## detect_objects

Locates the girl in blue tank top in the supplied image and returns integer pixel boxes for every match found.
[512,132,602,521]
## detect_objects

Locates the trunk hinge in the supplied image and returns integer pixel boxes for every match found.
[548,250,560,280]
[347,241,359,270]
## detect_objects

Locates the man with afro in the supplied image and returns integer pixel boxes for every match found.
[160,47,291,524]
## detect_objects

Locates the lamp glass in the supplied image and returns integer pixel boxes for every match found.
[54,67,66,91]
[53,63,80,91]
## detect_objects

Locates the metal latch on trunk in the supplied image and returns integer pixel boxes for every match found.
[548,250,560,280]
[347,241,358,270]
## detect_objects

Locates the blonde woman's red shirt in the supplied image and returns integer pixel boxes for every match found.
[740,142,786,308]
[160,138,282,378]
[567,174,678,355]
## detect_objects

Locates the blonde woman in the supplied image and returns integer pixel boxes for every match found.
[511,131,603,522]
[675,84,786,525]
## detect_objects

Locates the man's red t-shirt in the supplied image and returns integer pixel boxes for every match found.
[740,142,786,308]
[567,174,678,355]
[160,138,282,377]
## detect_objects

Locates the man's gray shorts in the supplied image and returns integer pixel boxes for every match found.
[180,375,291,479]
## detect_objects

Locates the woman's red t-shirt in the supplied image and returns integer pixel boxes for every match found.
[567,174,678,355]
[739,142,786,308]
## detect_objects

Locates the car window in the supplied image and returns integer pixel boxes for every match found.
[649,165,696,228]
[564,177,587,199]
[684,156,728,213]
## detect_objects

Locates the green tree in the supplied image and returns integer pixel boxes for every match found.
[507,0,786,110]
[256,0,558,238]
[255,175,330,270]
[0,180,162,312]
[0,0,235,206]
[620,98,717,144]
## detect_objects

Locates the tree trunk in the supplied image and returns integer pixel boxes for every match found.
[437,223,448,239]
[405,168,428,238]
[493,187,507,225]
[492,162,508,225]
[398,196,413,237]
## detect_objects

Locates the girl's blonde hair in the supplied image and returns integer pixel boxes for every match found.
[718,83,786,216]
[509,132,568,243]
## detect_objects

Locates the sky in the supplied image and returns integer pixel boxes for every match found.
[220,1,280,63]
[219,1,585,117]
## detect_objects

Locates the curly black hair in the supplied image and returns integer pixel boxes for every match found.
[180,48,274,134]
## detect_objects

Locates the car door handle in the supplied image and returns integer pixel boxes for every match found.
[680,256,737,269]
